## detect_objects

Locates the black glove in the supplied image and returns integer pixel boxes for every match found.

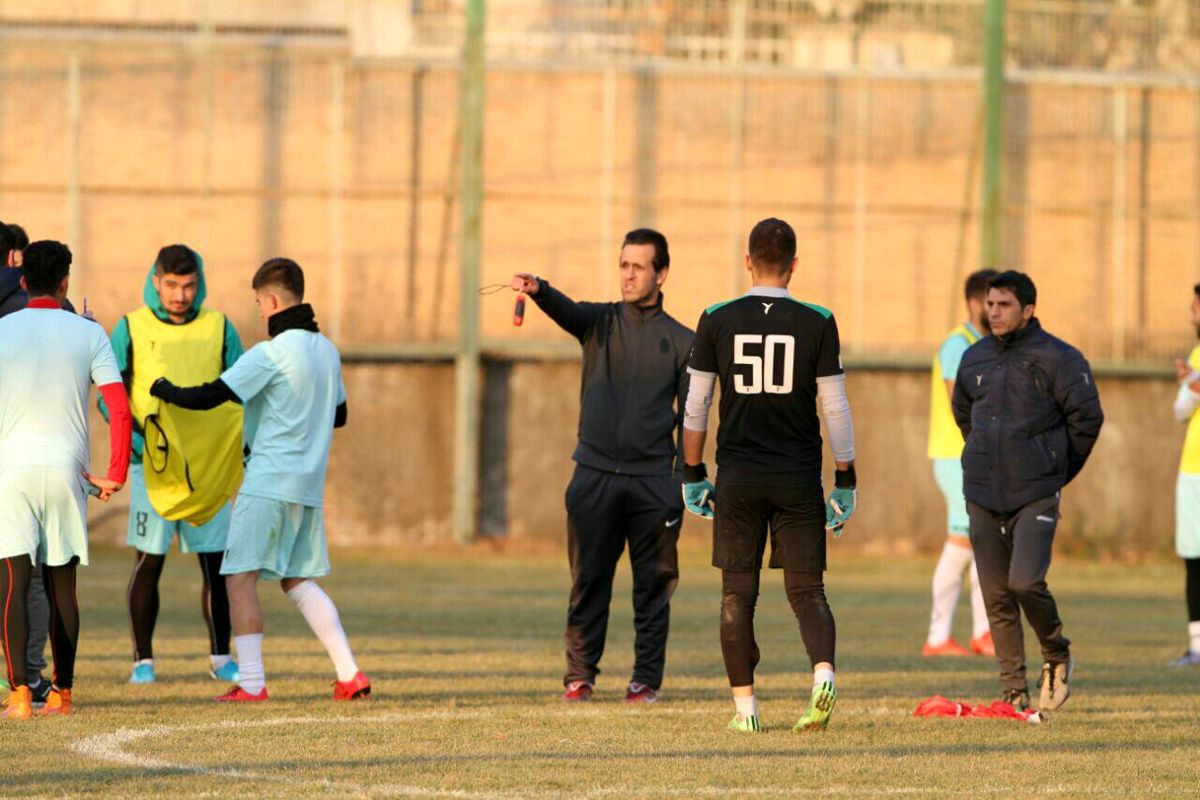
[149,377,176,402]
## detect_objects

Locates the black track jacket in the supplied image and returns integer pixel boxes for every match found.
[531,280,693,477]
[952,318,1104,514]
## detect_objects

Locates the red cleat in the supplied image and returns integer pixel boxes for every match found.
[624,682,658,704]
[922,638,972,657]
[215,685,269,702]
[562,680,593,702]
[971,631,996,657]
[333,671,371,701]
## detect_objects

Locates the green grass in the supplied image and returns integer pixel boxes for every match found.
[3,540,1200,798]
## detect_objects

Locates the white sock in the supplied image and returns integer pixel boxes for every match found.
[210,654,232,670]
[287,580,359,682]
[927,541,973,645]
[234,633,265,694]
[135,658,153,667]
[813,667,835,687]
[734,694,758,719]
[1189,621,1200,654]
[968,560,990,639]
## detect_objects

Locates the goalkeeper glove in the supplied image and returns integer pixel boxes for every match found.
[825,466,857,538]
[682,463,716,520]
[149,377,177,402]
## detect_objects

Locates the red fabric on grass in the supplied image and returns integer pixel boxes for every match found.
[914,695,1039,723]
[97,382,132,484]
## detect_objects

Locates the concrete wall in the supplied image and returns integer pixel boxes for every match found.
[90,362,1182,560]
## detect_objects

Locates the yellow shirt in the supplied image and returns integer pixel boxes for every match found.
[1180,345,1200,474]
[927,323,982,460]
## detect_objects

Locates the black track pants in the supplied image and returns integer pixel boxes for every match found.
[563,464,681,690]
[968,495,1070,691]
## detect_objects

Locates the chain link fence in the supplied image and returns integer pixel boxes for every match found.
[2,4,1199,365]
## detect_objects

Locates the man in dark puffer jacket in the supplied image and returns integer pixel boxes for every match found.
[952,270,1103,714]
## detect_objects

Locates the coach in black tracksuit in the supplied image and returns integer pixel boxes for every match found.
[510,228,692,703]
[952,271,1103,712]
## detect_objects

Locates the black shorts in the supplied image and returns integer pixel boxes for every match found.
[712,482,826,572]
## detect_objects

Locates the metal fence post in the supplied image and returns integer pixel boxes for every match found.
[728,0,747,297]
[1112,86,1129,361]
[981,0,1005,268]
[601,66,616,276]
[66,53,83,294]
[453,0,486,544]
[329,60,346,344]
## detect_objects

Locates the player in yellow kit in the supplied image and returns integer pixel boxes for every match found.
[1170,283,1200,667]
[922,270,994,658]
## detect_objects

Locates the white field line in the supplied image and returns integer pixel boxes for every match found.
[70,706,1184,799]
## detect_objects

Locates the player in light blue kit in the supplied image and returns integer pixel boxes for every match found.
[151,258,370,703]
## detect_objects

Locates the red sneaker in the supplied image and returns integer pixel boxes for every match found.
[215,685,269,702]
[562,680,593,702]
[971,631,996,657]
[922,638,972,657]
[624,682,657,704]
[333,671,371,701]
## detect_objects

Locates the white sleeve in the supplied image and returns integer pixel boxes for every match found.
[683,367,717,432]
[817,373,855,462]
[1175,377,1200,423]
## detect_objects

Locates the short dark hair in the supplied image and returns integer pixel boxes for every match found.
[988,270,1037,307]
[7,224,28,251]
[21,240,72,296]
[253,257,305,300]
[154,244,199,276]
[621,228,670,272]
[747,217,797,276]
[965,269,998,302]
[0,220,15,265]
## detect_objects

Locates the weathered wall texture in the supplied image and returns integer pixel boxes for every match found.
[87,363,1186,560]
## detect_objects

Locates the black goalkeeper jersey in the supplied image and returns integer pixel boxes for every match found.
[687,287,844,486]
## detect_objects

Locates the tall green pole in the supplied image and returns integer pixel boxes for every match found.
[981,0,1005,268]
[453,0,485,544]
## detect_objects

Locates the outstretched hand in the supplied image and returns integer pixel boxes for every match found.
[511,273,541,295]
[83,472,123,502]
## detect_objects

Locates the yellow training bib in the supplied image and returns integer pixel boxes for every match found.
[926,324,981,460]
[127,307,243,525]
[1181,345,1200,474]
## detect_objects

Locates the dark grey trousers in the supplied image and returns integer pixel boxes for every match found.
[27,564,48,682]
[967,495,1071,690]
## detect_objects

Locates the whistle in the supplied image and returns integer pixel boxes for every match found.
[514,295,526,327]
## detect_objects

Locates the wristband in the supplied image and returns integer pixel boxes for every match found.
[835,465,856,489]
[683,463,708,483]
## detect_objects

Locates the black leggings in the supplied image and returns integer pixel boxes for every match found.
[1,556,80,689]
[719,569,837,687]
[128,550,231,661]
[1186,558,1200,622]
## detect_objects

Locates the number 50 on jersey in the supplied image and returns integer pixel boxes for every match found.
[734,334,795,395]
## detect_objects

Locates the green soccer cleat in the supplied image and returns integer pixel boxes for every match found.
[727,713,763,733]
[793,681,837,732]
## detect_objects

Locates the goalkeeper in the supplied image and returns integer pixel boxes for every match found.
[682,218,856,733]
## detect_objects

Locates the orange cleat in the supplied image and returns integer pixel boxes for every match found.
[2,686,32,720]
[333,671,371,701]
[922,638,972,657]
[562,680,593,702]
[215,685,269,702]
[971,631,996,657]
[38,687,72,716]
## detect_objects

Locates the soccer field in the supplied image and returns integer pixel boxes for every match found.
[3,540,1198,798]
